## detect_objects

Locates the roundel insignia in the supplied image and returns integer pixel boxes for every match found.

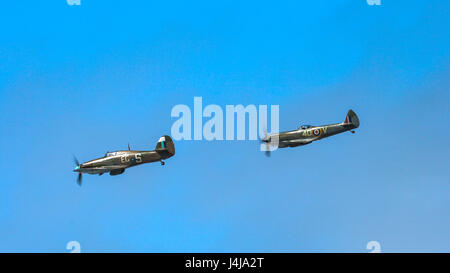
[313,128,321,136]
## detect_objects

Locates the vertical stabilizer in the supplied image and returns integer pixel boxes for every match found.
[155,135,176,158]
[344,109,360,128]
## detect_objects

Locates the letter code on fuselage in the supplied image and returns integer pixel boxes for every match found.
[120,154,142,164]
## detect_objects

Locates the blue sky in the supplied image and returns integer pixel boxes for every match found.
[0,0,448,252]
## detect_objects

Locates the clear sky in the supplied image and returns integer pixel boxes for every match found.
[0,0,448,252]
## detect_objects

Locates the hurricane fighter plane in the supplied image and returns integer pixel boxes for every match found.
[261,110,360,156]
[73,135,175,185]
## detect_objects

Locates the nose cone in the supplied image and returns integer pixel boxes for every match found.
[73,165,81,172]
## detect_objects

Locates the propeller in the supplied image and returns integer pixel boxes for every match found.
[260,129,271,157]
[73,156,80,166]
[73,156,82,186]
[77,173,82,186]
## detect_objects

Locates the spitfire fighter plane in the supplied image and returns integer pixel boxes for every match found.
[261,110,360,156]
[73,135,175,186]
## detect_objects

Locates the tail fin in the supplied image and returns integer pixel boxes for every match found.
[155,135,175,159]
[344,109,360,129]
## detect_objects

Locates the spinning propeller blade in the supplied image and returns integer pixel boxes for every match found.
[260,128,271,157]
[73,156,80,166]
[73,156,82,186]
[77,173,82,186]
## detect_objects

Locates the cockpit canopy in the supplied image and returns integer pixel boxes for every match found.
[105,151,127,157]
[299,124,313,130]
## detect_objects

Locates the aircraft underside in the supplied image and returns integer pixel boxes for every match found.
[78,165,127,175]
[278,139,314,148]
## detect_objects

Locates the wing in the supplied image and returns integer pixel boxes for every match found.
[279,139,313,148]
[80,165,128,174]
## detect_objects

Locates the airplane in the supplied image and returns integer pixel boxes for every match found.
[261,109,360,156]
[73,135,175,186]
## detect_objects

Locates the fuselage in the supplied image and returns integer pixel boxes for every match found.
[74,150,164,175]
[263,110,360,148]
[72,135,175,185]
[265,122,354,148]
